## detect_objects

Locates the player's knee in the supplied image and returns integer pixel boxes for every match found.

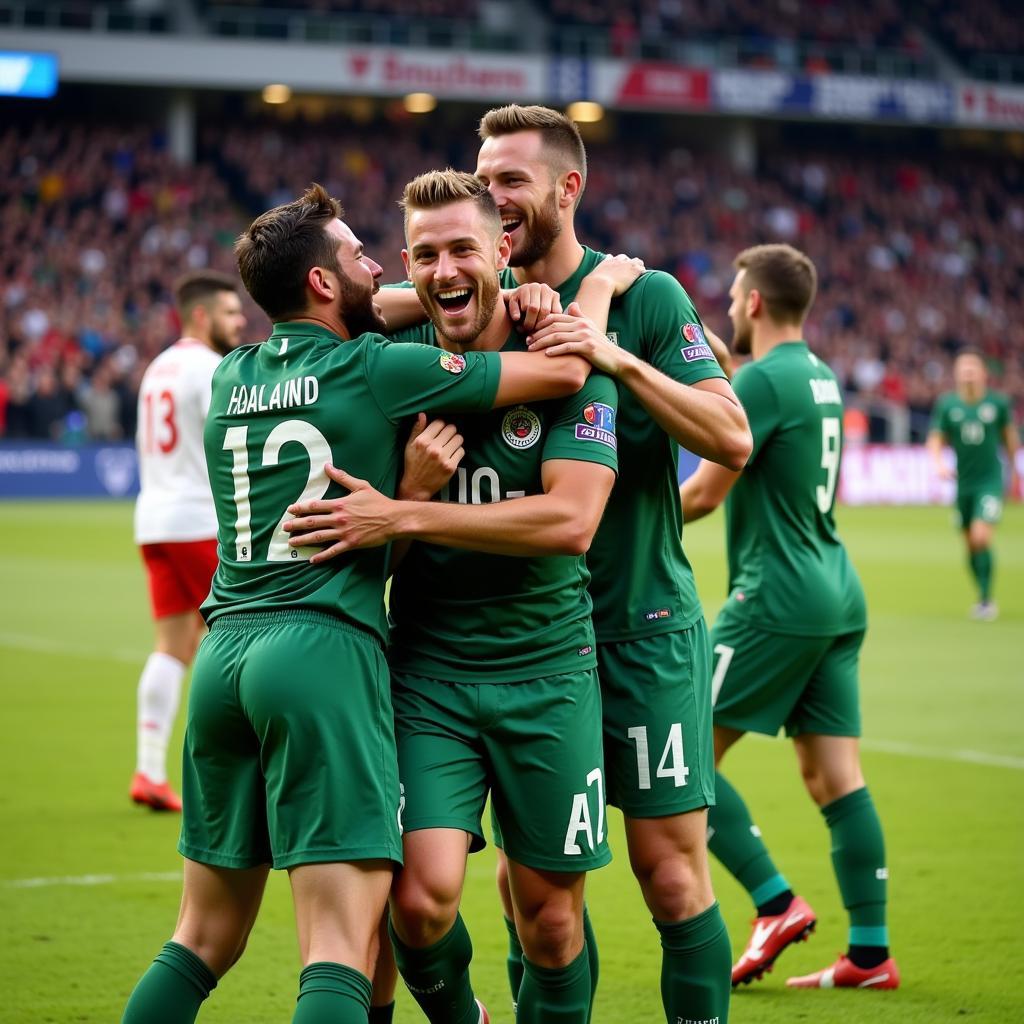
[390,876,460,946]
[632,852,708,921]
[517,900,581,967]
[170,924,243,979]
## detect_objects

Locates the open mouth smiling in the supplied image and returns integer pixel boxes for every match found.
[435,286,474,316]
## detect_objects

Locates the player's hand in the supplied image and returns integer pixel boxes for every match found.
[398,412,465,502]
[285,465,398,563]
[586,253,646,296]
[506,282,562,333]
[935,463,956,482]
[527,302,633,377]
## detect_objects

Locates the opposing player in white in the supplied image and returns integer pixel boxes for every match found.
[131,271,246,811]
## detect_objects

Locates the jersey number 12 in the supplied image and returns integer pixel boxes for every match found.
[223,419,331,562]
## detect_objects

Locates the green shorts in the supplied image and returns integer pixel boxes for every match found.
[179,610,403,870]
[392,669,610,873]
[956,488,1003,528]
[597,622,716,817]
[710,605,863,738]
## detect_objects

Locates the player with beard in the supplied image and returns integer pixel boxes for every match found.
[472,105,750,1024]
[120,184,599,1024]
[680,244,899,991]
[283,170,643,1024]
[131,270,246,811]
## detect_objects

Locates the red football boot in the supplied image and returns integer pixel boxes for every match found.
[732,894,817,986]
[130,772,183,812]
[787,953,900,989]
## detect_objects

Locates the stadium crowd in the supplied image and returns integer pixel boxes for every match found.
[1,117,1021,442]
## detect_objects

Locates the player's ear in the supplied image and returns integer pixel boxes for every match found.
[560,170,582,210]
[402,249,412,279]
[495,232,511,271]
[747,288,762,319]
[307,264,335,302]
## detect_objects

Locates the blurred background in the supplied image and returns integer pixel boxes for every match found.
[0,0,1021,498]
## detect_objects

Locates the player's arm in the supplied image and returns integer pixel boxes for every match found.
[287,458,615,561]
[388,414,466,574]
[926,427,954,481]
[679,459,741,523]
[527,276,751,470]
[703,326,735,379]
[572,254,646,332]
[377,284,429,332]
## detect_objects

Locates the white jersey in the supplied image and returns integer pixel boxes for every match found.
[134,338,222,544]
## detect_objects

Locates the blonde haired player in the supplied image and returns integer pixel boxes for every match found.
[130,271,246,811]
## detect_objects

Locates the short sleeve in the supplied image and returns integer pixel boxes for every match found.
[630,272,727,386]
[929,396,948,435]
[732,363,779,464]
[364,337,501,422]
[540,372,619,474]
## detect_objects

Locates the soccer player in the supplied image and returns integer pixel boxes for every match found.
[477,105,750,1024]
[680,243,900,991]
[120,184,598,1024]
[284,169,637,1024]
[927,350,1019,620]
[131,270,246,811]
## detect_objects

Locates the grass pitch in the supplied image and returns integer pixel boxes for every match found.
[0,501,1021,1023]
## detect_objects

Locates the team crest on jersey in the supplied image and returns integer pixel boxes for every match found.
[576,402,616,449]
[979,403,996,423]
[502,406,542,449]
[439,351,466,375]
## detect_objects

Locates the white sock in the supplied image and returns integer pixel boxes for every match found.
[136,652,186,783]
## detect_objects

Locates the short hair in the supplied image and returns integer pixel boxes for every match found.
[173,270,238,322]
[399,168,502,237]
[734,243,818,325]
[478,104,587,199]
[235,183,343,320]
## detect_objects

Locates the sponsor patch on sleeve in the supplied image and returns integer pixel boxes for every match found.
[439,351,466,375]
[575,401,617,449]
[680,323,715,363]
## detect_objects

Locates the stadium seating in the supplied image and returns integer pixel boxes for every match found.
[1,116,1021,441]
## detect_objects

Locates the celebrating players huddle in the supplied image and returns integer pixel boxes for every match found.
[121,102,1021,1023]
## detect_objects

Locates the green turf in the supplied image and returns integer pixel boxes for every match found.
[0,501,1021,1023]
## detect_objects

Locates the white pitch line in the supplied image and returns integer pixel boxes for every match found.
[4,871,180,890]
[0,631,146,665]
[748,732,1024,772]
[860,737,1024,772]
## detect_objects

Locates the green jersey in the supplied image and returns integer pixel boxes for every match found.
[387,324,619,682]
[201,321,502,641]
[503,247,726,641]
[931,390,1012,493]
[725,341,865,637]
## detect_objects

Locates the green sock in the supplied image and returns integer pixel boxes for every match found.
[582,905,599,1024]
[121,941,217,1024]
[505,906,599,1020]
[293,962,371,1023]
[970,548,994,602]
[390,914,478,1024]
[517,947,591,1024]
[708,772,790,909]
[822,787,889,948]
[368,1002,395,1023]
[655,902,732,1024]
[503,915,524,1010]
